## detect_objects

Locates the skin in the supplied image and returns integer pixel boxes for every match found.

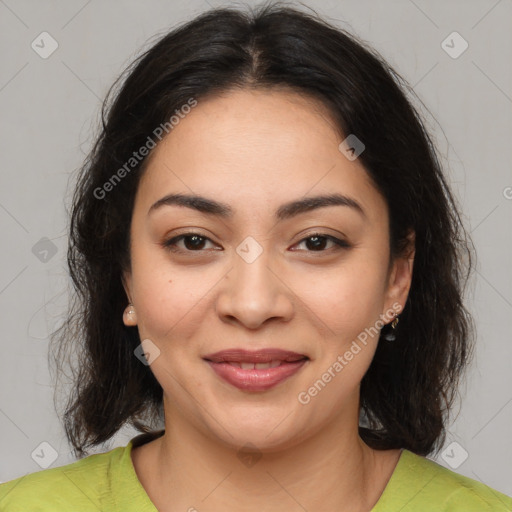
[122,87,415,512]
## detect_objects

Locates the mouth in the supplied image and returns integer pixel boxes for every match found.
[203,349,309,392]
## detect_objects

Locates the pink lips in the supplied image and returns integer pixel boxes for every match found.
[203,349,308,392]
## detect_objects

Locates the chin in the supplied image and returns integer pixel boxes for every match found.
[202,405,311,453]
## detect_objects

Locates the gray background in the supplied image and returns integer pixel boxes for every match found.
[1,0,511,497]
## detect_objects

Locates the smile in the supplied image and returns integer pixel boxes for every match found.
[203,348,309,392]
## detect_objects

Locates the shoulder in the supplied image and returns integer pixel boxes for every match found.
[381,449,512,511]
[0,445,125,511]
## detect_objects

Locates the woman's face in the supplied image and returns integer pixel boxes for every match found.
[123,88,414,451]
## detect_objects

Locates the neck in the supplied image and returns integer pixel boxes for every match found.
[137,406,397,512]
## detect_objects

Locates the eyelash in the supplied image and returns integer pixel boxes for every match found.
[162,232,350,254]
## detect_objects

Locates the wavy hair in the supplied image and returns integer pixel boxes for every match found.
[51,2,475,458]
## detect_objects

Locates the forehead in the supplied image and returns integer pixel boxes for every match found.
[136,88,386,224]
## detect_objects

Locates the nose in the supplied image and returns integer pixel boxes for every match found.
[215,246,294,330]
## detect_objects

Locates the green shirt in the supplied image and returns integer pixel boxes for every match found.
[1,431,511,511]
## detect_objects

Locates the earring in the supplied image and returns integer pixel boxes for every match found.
[123,303,136,325]
[383,314,399,341]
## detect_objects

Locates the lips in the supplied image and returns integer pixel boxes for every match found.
[203,349,309,392]
[203,348,307,364]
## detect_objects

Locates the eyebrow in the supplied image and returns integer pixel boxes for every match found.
[148,192,366,220]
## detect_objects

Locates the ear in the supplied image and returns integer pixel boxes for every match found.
[121,271,138,326]
[121,270,132,300]
[382,230,415,320]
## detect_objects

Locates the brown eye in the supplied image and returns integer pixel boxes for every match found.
[304,235,329,251]
[182,235,207,250]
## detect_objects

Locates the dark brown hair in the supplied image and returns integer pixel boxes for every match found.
[51,2,475,458]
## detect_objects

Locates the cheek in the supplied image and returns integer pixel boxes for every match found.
[133,267,216,340]
[128,240,197,336]
[292,258,388,339]
[293,265,387,406]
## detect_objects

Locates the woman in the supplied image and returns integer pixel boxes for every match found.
[1,4,510,511]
